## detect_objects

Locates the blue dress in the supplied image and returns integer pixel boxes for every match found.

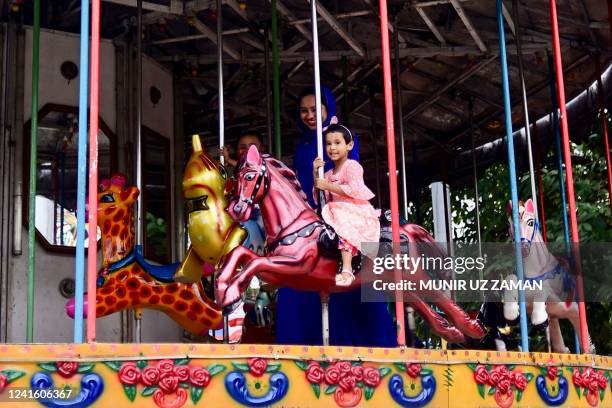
[275,85,396,347]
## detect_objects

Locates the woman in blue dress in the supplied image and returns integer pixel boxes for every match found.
[275,85,396,347]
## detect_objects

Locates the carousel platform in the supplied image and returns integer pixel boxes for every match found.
[0,343,609,407]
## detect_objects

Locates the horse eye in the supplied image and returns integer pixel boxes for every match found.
[527,220,534,227]
[100,194,114,203]
[245,174,255,181]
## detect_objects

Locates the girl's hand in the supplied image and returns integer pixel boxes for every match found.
[314,178,330,191]
[313,157,324,174]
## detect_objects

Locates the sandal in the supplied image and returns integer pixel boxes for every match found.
[335,269,355,287]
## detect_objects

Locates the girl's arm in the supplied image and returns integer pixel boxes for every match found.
[314,178,349,197]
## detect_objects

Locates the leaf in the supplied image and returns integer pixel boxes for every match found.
[558,368,563,376]
[174,358,189,366]
[141,386,156,397]
[488,386,496,395]
[600,388,605,402]
[190,386,204,404]
[137,360,148,369]
[231,362,250,372]
[208,364,226,377]
[295,361,309,371]
[420,368,433,377]
[180,383,189,388]
[77,364,95,373]
[583,387,588,397]
[123,385,137,402]
[379,367,391,378]
[38,363,57,372]
[525,373,534,382]
[467,363,477,371]
[324,385,337,395]
[517,390,523,402]
[365,386,374,400]
[311,383,321,399]
[266,363,281,372]
[575,385,582,399]
[507,365,515,371]
[485,364,492,371]
[393,362,407,372]
[477,383,485,399]
[104,361,122,372]
[2,370,25,383]
[357,382,364,388]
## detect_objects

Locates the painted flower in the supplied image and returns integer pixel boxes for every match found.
[336,361,352,376]
[338,375,356,392]
[572,370,584,387]
[489,365,510,387]
[324,365,341,385]
[247,358,267,377]
[141,366,161,386]
[498,378,512,394]
[406,363,422,379]
[596,371,608,389]
[0,374,6,393]
[350,365,364,382]
[305,362,325,384]
[513,371,527,391]
[158,372,179,394]
[546,366,558,381]
[474,365,490,385]
[173,365,190,382]
[363,367,381,387]
[189,366,211,387]
[156,359,174,374]
[118,362,141,385]
[56,361,79,378]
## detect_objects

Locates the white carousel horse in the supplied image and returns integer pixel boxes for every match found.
[503,199,594,353]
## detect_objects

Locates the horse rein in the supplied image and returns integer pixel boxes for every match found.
[241,161,270,205]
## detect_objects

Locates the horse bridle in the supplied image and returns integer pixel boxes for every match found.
[240,161,270,205]
[519,218,539,247]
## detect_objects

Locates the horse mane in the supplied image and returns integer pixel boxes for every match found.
[261,154,309,205]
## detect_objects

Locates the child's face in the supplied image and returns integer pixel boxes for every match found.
[325,131,353,162]
[237,135,262,157]
[300,95,328,130]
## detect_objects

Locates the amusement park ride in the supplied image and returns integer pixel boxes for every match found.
[0,0,611,407]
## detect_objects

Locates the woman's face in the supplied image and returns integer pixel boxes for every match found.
[300,94,328,130]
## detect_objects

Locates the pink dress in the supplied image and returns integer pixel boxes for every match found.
[318,160,380,253]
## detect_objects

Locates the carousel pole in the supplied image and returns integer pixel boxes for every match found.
[393,16,409,221]
[595,55,612,208]
[133,0,143,343]
[496,0,529,352]
[26,0,41,342]
[87,0,102,342]
[272,0,281,158]
[264,26,273,150]
[512,0,539,218]
[74,0,91,343]
[310,0,330,346]
[549,0,590,353]
[533,127,548,241]
[468,99,483,291]
[379,0,406,347]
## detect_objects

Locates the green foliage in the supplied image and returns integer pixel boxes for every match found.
[146,211,167,257]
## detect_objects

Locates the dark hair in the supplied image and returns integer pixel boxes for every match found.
[324,124,353,144]
[236,131,262,146]
[298,87,328,110]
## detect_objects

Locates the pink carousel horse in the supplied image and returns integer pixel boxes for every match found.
[215,146,485,343]
[503,199,594,353]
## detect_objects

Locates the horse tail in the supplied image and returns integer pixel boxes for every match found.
[399,224,452,280]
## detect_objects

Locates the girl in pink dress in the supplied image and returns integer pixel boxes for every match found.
[313,124,380,286]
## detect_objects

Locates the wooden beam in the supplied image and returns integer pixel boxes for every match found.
[415,5,446,45]
[187,11,241,60]
[450,0,487,52]
[312,0,365,57]
[271,0,312,43]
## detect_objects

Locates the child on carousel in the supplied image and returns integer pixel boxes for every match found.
[313,124,380,286]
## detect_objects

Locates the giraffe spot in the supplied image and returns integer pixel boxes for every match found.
[179,290,194,301]
[126,278,140,290]
[189,303,204,314]
[115,300,128,310]
[100,286,113,295]
[140,286,152,298]
[149,295,160,304]
[103,220,111,234]
[117,271,129,281]
[140,273,153,283]
[116,287,127,298]
[187,312,198,321]
[105,296,117,306]
[119,190,131,201]
[104,207,115,215]
[152,286,163,294]
[161,295,174,305]
[110,224,120,236]
[205,307,218,319]
[113,209,125,222]
[175,301,188,312]
[97,306,107,315]
[129,291,140,300]
[166,285,179,294]
[200,317,213,326]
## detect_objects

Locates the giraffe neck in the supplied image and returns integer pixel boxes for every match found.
[100,206,136,268]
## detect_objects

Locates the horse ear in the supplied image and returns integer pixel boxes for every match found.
[246,144,261,164]
[525,198,535,215]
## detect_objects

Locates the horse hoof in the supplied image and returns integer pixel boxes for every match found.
[532,319,549,331]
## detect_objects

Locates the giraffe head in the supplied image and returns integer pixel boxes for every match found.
[97,174,139,267]
[182,135,234,265]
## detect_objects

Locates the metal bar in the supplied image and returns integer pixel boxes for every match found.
[450,0,487,52]
[394,18,409,221]
[415,6,446,45]
[369,91,382,209]
[468,99,483,298]
[502,2,515,35]
[149,29,249,45]
[273,0,312,43]
[549,0,590,353]
[225,0,248,21]
[497,0,529,352]
[512,0,538,220]
[272,0,281,157]
[290,10,371,25]
[217,0,225,164]
[311,0,365,57]
[595,55,612,208]
[27,0,41,343]
[264,27,272,150]
[102,0,179,13]
[379,0,406,347]
[188,12,241,60]
[87,0,102,342]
